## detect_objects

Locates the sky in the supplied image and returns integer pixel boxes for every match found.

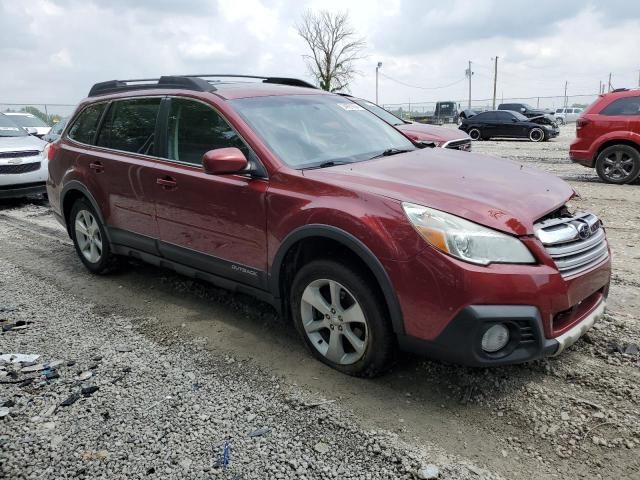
[1,0,639,112]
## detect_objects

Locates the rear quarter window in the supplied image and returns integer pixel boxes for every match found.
[600,96,640,116]
[67,103,107,145]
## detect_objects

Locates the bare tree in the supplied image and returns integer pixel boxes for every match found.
[297,10,366,92]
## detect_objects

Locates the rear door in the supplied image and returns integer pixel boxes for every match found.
[64,98,161,252]
[150,97,269,288]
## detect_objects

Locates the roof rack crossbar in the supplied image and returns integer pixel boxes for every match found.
[88,74,316,97]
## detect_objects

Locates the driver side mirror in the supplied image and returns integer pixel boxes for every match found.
[25,127,38,135]
[202,148,248,175]
[520,107,526,113]
[512,117,518,122]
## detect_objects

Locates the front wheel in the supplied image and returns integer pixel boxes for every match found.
[529,127,545,142]
[595,145,640,184]
[69,198,121,274]
[290,260,394,377]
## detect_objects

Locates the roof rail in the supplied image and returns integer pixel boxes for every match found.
[611,88,629,93]
[184,74,317,89]
[88,74,316,97]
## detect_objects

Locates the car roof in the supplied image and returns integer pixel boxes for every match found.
[84,75,325,102]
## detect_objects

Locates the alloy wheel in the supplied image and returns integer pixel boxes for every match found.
[74,210,103,263]
[300,278,369,365]
[529,128,544,142]
[601,150,636,182]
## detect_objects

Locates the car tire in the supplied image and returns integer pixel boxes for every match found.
[595,145,640,185]
[529,127,545,142]
[290,259,395,377]
[69,198,121,274]
[468,128,481,141]
[557,118,565,125]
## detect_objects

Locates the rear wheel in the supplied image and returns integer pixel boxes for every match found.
[69,198,120,274]
[557,117,565,125]
[290,259,394,377]
[468,128,481,141]
[595,145,640,184]
[529,127,545,142]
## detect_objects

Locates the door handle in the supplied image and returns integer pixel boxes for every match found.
[89,162,104,172]
[156,177,177,189]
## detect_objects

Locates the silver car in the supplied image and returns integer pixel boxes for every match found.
[554,107,583,125]
[3,112,51,137]
[0,113,48,199]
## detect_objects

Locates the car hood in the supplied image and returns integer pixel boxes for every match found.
[397,122,468,144]
[304,149,573,236]
[0,135,47,152]
[528,115,556,125]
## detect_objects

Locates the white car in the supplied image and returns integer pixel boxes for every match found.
[554,107,583,125]
[3,112,51,137]
[0,113,48,199]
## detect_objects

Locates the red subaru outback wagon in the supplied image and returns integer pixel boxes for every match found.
[570,88,640,184]
[47,75,611,377]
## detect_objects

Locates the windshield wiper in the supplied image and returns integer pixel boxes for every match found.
[369,148,413,160]
[303,160,352,170]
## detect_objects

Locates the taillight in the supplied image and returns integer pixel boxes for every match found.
[47,142,59,162]
[576,118,590,130]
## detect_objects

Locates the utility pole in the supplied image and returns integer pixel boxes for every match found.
[638,70,640,88]
[563,81,568,109]
[467,60,472,109]
[608,72,612,92]
[492,56,499,110]
[598,80,602,95]
[375,62,382,104]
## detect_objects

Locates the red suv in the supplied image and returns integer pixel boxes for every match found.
[570,89,640,184]
[47,75,611,377]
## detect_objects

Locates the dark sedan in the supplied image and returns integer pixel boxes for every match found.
[459,110,559,142]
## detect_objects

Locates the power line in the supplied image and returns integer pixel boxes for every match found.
[378,72,466,90]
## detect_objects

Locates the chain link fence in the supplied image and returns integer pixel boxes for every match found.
[0,103,78,126]
[383,94,600,121]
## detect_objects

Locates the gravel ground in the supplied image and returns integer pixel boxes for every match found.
[0,259,497,479]
[1,124,639,479]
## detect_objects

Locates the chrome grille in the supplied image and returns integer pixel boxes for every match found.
[534,212,609,278]
[443,138,472,151]
[0,162,41,174]
[0,150,40,159]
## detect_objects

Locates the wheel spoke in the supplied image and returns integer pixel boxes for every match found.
[603,157,615,166]
[341,302,366,325]
[75,219,89,237]
[301,286,331,315]
[342,325,366,355]
[325,330,345,364]
[329,280,341,307]
[93,235,103,254]
[303,318,327,334]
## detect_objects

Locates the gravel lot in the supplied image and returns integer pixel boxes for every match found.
[1,125,639,479]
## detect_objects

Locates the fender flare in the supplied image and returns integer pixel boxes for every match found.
[270,224,405,335]
[60,181,112,243]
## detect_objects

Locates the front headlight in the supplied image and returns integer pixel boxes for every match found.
[402,203,536,265]
[542,124,553,129]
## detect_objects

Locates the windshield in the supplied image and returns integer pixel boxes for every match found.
[50,118,67,134]
[512,111,529,121]
[231,94,415,169]
[349,98,405,126]
[6,114,48,128]
[0,113,28,137]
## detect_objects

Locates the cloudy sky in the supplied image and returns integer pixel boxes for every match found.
[1,0,639,111]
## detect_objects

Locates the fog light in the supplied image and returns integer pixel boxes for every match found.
[481,324,510,353]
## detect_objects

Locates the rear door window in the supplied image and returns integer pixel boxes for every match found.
[164,98,250,166]
[96,98,161,154]
[67,103,107,145]
[600,97,640,116]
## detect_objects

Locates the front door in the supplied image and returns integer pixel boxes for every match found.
[150,97,269,289]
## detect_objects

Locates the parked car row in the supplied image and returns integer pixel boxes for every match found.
[39,74,611,377]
